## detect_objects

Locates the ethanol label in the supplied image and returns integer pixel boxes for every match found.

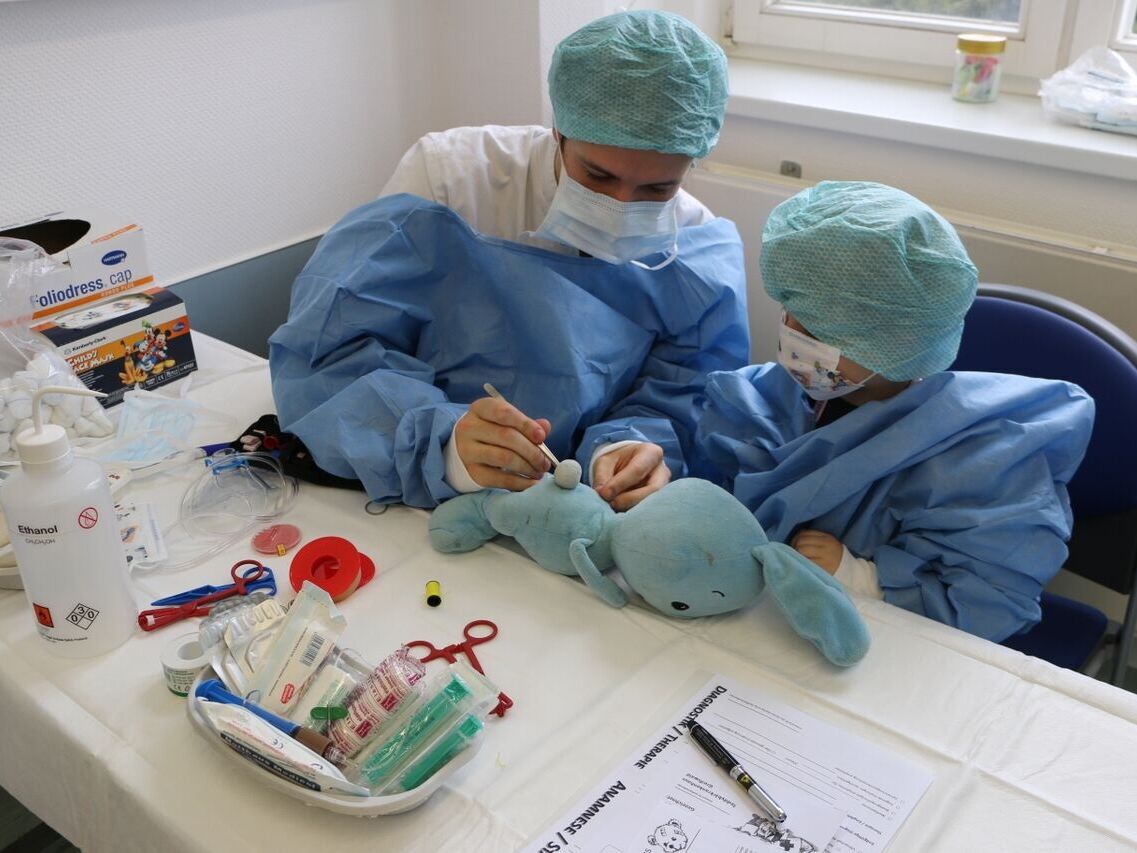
[7,496,135,650]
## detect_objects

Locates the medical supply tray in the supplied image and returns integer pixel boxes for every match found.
[185,667,485,817]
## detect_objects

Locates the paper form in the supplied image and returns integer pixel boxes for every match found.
[522,675,932,853]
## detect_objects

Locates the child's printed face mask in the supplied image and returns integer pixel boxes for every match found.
[776,315,873,401]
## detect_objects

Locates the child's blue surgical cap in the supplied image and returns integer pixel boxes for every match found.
[548,11,728,159]
[762,181,978,381]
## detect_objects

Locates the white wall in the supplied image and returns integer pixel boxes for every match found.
[419,1,545,133]
[0,0,440,285]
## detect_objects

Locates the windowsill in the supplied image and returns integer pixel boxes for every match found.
[726,58,1137,182]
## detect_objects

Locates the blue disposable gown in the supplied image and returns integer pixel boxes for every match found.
[269,194,749,507]
[694,365,1095,642]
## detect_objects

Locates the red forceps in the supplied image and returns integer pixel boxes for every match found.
[406,619,513,717]
[137,560,276,631]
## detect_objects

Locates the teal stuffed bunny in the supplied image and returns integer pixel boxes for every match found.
[428,463,870,666]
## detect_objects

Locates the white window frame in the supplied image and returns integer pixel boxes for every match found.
[1068,0,1137,61]
[730,0,1072,82]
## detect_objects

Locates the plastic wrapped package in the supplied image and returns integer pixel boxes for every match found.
[0,239,114,460]
[348,662,498,795]
[1039,46,1137,136]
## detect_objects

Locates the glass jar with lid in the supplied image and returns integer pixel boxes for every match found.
[952,33,1007,103]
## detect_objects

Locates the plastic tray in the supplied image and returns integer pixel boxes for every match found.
[185,668,484,816]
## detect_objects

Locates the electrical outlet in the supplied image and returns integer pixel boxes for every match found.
[779,160,803,179]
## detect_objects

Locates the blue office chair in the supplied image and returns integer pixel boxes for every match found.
[950,284,1137,685]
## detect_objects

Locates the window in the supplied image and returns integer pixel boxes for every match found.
[1068,0,1137,58]
[773,1,1022,27]
[730,0,1137,88]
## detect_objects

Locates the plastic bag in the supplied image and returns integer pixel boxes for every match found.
[0,238,114,460]
[1039,46,1137,136]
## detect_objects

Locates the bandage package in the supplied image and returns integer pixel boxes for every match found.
[0,210,153,320]
[32,286,198,407]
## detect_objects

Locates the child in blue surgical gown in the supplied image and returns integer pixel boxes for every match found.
[694,181,1095,643]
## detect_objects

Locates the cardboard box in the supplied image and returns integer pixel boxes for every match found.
[0,210,153,320]
[32,286,197,407]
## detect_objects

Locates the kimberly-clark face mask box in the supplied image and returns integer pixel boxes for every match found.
[32,286,197,407]
[0,210,153,320]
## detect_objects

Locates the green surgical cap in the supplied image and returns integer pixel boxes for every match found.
[762,181,978,381]
[548,11,728,159]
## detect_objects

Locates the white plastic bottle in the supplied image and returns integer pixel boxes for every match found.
[0,386,136,657]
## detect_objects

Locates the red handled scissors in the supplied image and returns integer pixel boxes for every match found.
[406,619,513,717]
[137,560,276,632]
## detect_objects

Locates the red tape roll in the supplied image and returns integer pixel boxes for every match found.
[290,536,370,601]
[359,553,376,587]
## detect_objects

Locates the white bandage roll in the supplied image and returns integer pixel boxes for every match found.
[161,632,212,696]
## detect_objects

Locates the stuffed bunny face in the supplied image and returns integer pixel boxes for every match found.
[609,478,767,617]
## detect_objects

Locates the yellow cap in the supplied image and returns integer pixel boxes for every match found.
[957,33,1007,55]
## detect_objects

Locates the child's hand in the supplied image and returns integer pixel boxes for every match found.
[593,442,670,511]
[791,529,843,575]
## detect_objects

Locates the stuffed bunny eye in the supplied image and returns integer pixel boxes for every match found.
[671,601,689,611]
[712,590,725,597]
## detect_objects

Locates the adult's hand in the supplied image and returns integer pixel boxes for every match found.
[454,395,552,490]
[593,442,671,511]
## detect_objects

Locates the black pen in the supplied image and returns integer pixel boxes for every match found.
[681,719,788,823]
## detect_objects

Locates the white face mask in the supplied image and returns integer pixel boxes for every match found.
[94,390,232,468]
[536,170,680,269]
[777,319,873,401]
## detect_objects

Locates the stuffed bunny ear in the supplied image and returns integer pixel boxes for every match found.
[428,491,499,553]
[752,543,871,666]
[570,538,628,608]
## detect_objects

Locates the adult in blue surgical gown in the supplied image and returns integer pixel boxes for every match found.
[269,11,748,509]
[694,182,1095,642]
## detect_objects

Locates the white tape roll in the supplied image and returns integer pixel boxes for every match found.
[161,632,211,696]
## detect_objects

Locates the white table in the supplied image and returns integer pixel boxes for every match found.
[2,334,1137,852]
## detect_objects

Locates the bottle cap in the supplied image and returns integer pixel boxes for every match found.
[957,33,1006,54]
[15,386,106,469]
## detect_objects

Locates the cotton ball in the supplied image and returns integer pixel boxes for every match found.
[553,459,582,490]
[81,394,100,414]
[90,408,114,434]
[50,405,77,428]
[8,395,32,422]
[0,412,14,433]
[60,393,82,419]
[40,390,66,408]
[0,433,10,456]
[27,353,55,379]
[12,371,35,388]
[72,415,97,437]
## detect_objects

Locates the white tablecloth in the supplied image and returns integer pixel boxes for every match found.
[2,333,1137,852]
